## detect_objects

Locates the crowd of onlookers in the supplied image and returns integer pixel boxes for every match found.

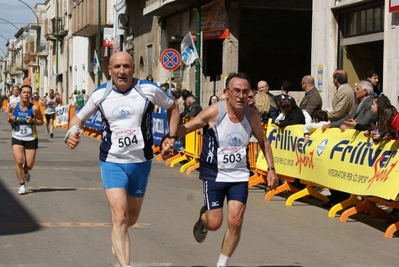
[147,69,399,208]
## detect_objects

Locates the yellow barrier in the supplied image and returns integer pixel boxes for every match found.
[168,129,202,174]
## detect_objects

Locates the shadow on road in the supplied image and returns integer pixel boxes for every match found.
[0,177,40,236]
[28,187,77,194]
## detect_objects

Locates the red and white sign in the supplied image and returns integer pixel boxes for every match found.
[390,0,399,12]
[103,28,113,47]
[160,49,181,71]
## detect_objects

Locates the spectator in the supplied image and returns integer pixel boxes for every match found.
[185,96,202,118]
[299,75,322,117]
[370,105,398,142]
[247,89,257,109]
[303,110,330,143]
[69,90,77,106]
[180,90,193,118]
[275,96,305,127]
[322,71,359,207]
[255,92,279,124]
[208,95,219,106]
[322,69,354,129]
[146,74,154,82]
[366,70,380,97]
[278,80,292,97]
[326,80,374,130]
[346,94,391,135]
[257,80,277,104]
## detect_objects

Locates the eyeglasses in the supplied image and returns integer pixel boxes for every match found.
[248,95,254,99]
[229,88,250,97]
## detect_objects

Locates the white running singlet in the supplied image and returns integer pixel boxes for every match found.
[76,79,173,163]
[199,101,253,182]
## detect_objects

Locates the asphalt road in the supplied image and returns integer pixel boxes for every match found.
[1,112,399,267]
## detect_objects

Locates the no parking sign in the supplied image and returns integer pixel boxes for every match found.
[160,49,181,71]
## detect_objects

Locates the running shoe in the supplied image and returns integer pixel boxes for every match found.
[46,128,49,135]
[193,205,208,243]
[24,171,30,183]
[18,185,26,195]
[50,132,54,138]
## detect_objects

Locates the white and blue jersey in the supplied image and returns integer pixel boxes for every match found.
[12,103,38,141]
[76,79,173,163]
[199,101,253,182]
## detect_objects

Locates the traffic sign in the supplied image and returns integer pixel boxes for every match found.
[160,49,181,71]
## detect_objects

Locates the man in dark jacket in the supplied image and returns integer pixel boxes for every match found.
[299,75,322,117]
[185,95,202,118]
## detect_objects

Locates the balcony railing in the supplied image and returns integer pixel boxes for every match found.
[44,17,67,40]
[38,41,46,53]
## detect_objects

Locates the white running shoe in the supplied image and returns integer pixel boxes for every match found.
[24,171,30,183]
[18,185,26,195]
[46,128,49,134]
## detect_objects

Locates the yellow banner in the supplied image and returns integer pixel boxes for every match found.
[256,122,399,200]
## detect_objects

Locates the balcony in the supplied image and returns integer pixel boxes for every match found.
[143,0,196,16]
[24,54,36,65]
[71,0,110,37]
[9,64,18,75]
[38,41,48,57]
[44,17,68,41]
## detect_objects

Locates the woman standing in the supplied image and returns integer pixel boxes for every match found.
[255,91,279,124]
[8,85,43,195]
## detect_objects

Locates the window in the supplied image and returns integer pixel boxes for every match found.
[340,6,384,38]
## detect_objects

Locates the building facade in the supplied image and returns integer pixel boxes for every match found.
[3,0,398,109]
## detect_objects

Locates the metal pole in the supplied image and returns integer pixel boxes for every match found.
[0,39,9,91]
[56,0,59,91]
[97,0,101,86]
[17,0,41,91]
[0,51,7,95]
[0,18,23,80]
[195,0,201,102]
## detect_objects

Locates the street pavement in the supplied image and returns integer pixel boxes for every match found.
[1,112,399,267]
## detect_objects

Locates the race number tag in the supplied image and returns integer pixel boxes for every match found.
[113,127,144,151]
[217,147,246,169]
[15,125,32,137]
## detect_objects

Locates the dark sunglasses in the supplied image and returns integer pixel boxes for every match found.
[248,96,254,99]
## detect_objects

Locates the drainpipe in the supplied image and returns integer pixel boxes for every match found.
[195,0,201,103]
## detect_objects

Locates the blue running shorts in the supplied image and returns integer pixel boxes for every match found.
[99,160,152,197]
[202,180,248,210]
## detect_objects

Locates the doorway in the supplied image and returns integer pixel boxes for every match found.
[342,41,383,92]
